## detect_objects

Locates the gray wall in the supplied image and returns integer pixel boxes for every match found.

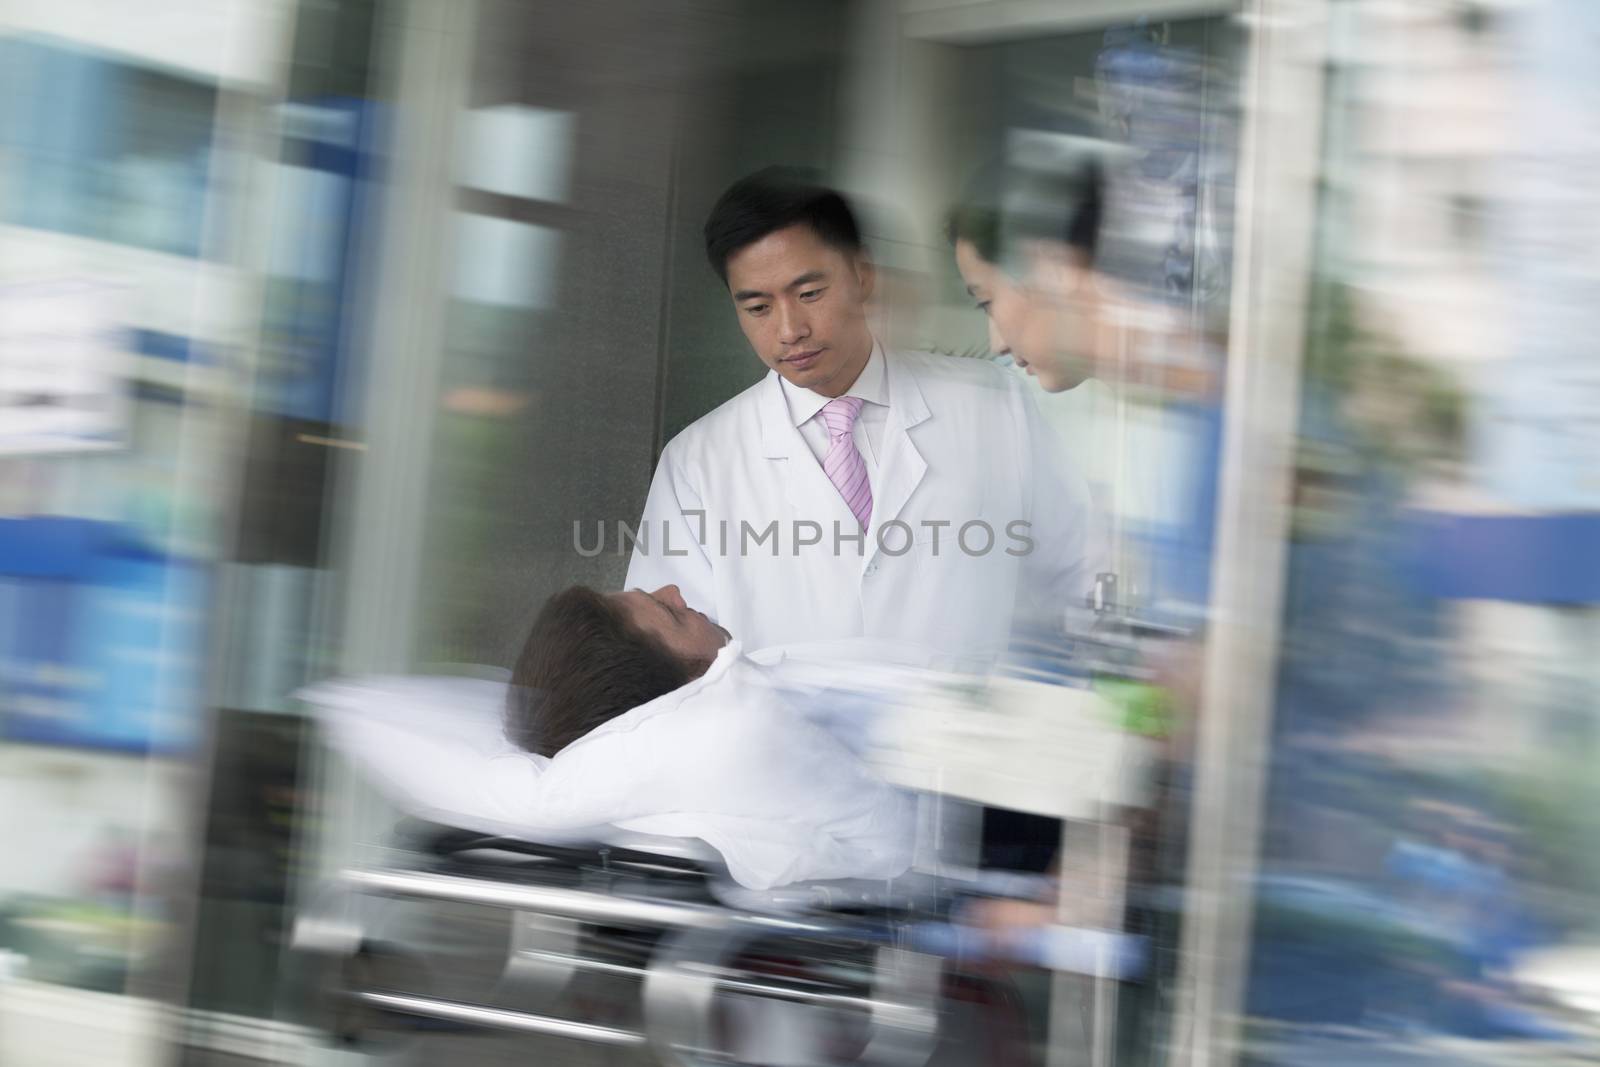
[411,0,854,668]
[655,1,853,447]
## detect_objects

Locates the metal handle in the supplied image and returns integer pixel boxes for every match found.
[352,989,646,1047]
[343,866,725,928]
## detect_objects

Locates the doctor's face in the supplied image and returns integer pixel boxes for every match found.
[725,224,876,398]
[954,237,1093,393]
[612,585,730,673]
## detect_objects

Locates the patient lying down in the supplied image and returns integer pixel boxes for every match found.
[491,583,915,889]
[301,584,914,890]
[505,583,732,757]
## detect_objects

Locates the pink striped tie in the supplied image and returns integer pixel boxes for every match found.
[819,396,872,531]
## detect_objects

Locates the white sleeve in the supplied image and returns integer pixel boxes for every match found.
[623,444,720,621]
[1014,380,1109,626]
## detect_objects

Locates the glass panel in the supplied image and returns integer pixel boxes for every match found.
[1242,0,1600,1056]
[0,37,218,259]
[456,103,576,202]
[451,214,563,309]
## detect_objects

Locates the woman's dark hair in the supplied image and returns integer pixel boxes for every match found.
[946,157,1104,270]
[505,586,692,757]
[704,166,864,284]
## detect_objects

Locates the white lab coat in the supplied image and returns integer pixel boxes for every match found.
[625,348,1102,656]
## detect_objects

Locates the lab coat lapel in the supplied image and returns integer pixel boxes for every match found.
[756,373,858,539]
[867,352,930,562]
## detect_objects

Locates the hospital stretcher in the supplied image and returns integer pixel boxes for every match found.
[288,656,1155,1065]
[291,817,1042,1066]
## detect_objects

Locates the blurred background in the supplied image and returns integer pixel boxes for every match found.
[1,0,1598,1064]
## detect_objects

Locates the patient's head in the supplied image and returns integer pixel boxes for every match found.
[506,584,731,757]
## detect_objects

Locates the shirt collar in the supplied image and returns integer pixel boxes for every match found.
[779,338,889,429]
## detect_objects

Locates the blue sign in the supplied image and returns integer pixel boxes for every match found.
[1404,511,1600,605]
[0,517,205,753]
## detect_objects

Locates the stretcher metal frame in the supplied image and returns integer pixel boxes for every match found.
[292,822,1022,1067]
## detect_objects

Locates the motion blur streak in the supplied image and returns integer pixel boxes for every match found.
[0,1,1597,1065]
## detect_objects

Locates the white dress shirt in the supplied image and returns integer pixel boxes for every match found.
[779,339,889,495]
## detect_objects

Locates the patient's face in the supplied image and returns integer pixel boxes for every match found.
[613,585,730,673]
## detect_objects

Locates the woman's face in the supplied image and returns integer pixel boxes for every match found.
[954,238,1092,393]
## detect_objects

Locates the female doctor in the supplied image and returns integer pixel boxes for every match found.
[947,157,1221,621]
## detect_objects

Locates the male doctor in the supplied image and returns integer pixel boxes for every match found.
[626,169,1102,656]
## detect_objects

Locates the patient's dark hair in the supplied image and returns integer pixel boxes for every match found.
[704,166,864,284]
[506,586,692,758]
[945,157,1104,271]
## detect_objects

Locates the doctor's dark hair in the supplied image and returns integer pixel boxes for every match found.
[945,157,1104,272]
[704,167,864,284]
[505,586,693,758]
